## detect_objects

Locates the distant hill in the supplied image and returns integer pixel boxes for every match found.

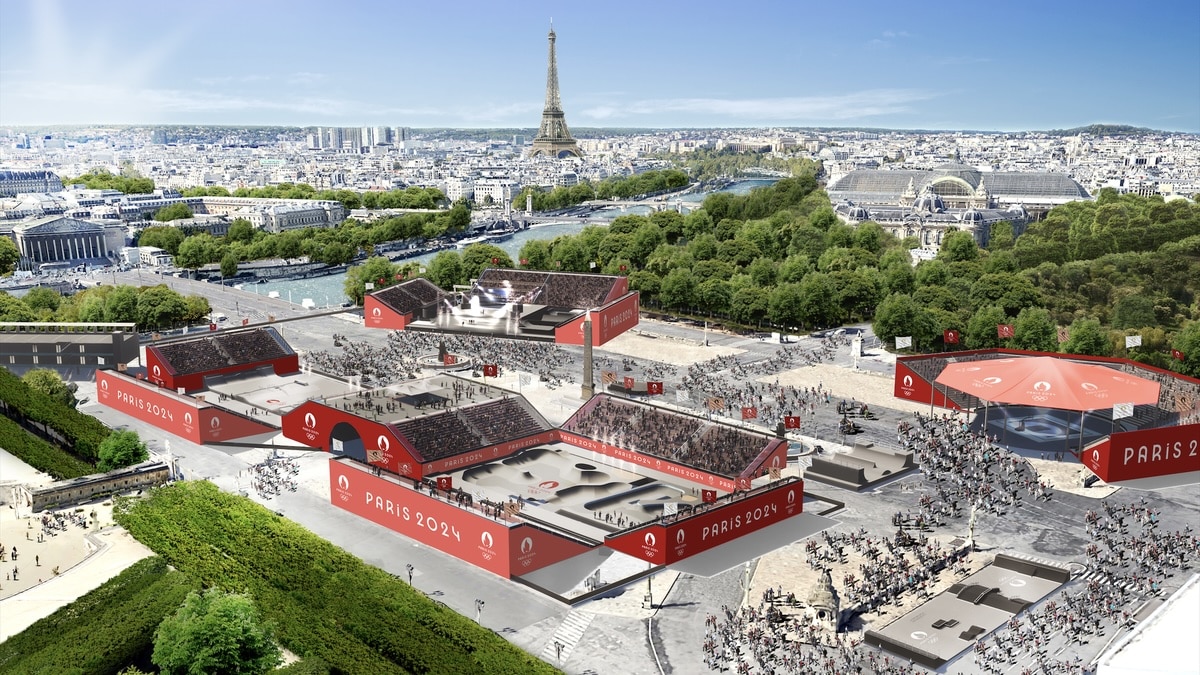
[1044,124,1166,137]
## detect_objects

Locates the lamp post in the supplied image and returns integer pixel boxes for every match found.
[475,598,485,623]
[406,563,414,584]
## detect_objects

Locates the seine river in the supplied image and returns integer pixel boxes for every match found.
[249,179,777,306]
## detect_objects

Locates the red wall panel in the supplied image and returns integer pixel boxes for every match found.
[508,525,595,575]
[329,459,512,577]
[364,295,412,331]
[605,524,668,565]
[663,480,803,563]
[553,292,640,347]
[894,362,961,409]
[1083,424,1200,482]
[97,369,203,443]
[283,402,422,478]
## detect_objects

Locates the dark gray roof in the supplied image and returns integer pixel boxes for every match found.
[13,215,104,234]
[828,167,1089,203]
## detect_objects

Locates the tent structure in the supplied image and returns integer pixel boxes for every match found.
[935,357,1162,454]
[935,357,1161,411]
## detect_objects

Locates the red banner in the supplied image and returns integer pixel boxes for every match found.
[606,525,668,565]
[483,364,498,377]
[606,480,804,565]
[943,329,960,344]
[97,369,203,444]
[647,381,663,395]
[595,292,640,346]
[443,354,457,366]
[1173,349,1185,361]
[741,406,757,420]
[784,416,802,429]
[997,324,1014,339]
[663,481,803,563]
[436,476,453,490]
[701,489,717,503]
[623,376,635,391]
[1082,424,1200,483]
[329,459,511,577]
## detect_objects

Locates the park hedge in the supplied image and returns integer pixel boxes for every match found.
[114,481,562,675]
[0,367,110,460]
[0,413,94,479]
[0,556,198,674]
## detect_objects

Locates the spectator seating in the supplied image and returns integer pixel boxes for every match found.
[374,279,444,314]
[155,328,291,376]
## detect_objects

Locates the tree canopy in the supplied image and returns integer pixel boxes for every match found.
[152,588,281,675]
[98,430,149,471]
[22,368,78,408]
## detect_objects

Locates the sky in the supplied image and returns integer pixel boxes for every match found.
[1,0,1197,132]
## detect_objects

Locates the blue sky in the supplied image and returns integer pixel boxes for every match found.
[1,0,1197,131]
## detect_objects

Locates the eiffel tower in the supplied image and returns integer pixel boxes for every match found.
[529,23,582,159]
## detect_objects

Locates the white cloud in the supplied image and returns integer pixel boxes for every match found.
[579,90,938,124]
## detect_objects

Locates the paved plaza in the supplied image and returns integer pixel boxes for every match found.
[2,278,1197,674]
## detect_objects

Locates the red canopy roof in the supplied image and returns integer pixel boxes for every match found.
[934,357,1161,411]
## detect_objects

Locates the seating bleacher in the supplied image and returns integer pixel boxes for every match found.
[393,412,483,461]
[563,397,767,478]
[375,279,443,314]
[457,398,547,445]
[540,274,617,308]
[156,328,290,376]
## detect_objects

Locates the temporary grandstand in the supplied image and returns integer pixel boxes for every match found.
[363,271,640,346]
[145,326,299,391]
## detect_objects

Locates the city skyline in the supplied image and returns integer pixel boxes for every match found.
[0,0,1197,132]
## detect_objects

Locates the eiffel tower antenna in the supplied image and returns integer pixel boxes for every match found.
[530,22,581,159]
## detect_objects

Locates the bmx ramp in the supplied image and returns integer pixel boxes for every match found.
[804,443,916,491]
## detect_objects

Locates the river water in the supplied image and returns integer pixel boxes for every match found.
[250,179,778,306]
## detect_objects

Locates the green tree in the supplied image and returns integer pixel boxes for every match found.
[182,295,211,323]
[517,239,551,270]
[873,293,936,350]
[964,305,1010,350]
[938,230,980,263]
[0,292,35,321]
[23,287,62,313]
[176,234,216,271]
[460,243,513,279]
[344,256,399,305]
[105,285,139,323]
[1172,321,1200,378]
[988,221,1015,251]
[796,272,839,328]
[659,268,697,310]
[426,251,464,290]
[1012,307,1058,352]
[136,285,187,329]
[220,252,239,280]
[0,237,19,275]
[1062,318,1112,356]
[22,368,78,408]
[139,226,187,255]
[1112,293,1156,329]
[695,278,732,315]
[154,203,194,222]
[729,285,769,325]
[226,219,255,244]
[152,588,281,675]
[98,430,149,471]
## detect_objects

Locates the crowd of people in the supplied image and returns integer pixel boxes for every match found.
[900,413,1051,524]
[247,453,299,499]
